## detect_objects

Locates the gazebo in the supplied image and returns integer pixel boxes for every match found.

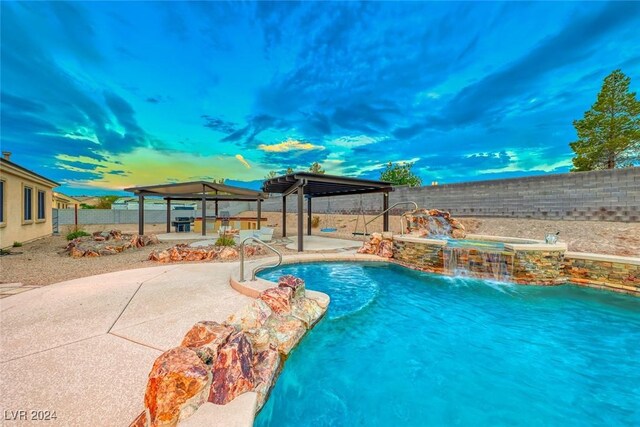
[262,172,394,252]
[124,181,268,236]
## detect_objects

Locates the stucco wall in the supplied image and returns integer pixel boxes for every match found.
[0,164,55,248]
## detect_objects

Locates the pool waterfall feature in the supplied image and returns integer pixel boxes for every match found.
[393,235,567,285]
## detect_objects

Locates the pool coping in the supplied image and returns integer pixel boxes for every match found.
[230,252,391,301]
[392,234,568,252]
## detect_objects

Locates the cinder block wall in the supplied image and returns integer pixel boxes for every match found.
[57,201,252,225]
[261,168,639,222]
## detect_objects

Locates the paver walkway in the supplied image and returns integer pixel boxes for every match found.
[0,263,252,426]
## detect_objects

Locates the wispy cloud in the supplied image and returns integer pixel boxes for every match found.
[235,154,251,169]
[258,139,325,153]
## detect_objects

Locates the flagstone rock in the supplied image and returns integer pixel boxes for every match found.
[129,410,147,427]
[218,247,239,260]
[226,299,273,331]
[252,348,281,410]
[242,327,273,353]
[209,332,255,405]
[65,230,158,258]
[70,247,85,258]
[403,208,466,238]
[291,297,325,328]
[278,275,305,298]
[259,287,293,315]
[181,321,235,365]
[144,347,211,427]
[264,316,306,355]
[358,231,393,256]
[377,239,394,258]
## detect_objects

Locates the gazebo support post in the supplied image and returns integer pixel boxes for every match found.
[166,198,171,233]
[257,199,262,230]
[282,196,287,237]
[297,186,304,252]
[307,197,312,236]
[201,194,207,236]
[138,195,144,235]
[383,192,389,232]
[215,201,218,217]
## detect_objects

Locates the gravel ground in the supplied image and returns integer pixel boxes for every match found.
[1,216,638,287]
[249,211,640,257]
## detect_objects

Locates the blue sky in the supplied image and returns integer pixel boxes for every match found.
[1,1,639,195]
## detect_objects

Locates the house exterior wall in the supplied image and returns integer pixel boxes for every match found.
[0,160,57,248]
[53,192,80,209]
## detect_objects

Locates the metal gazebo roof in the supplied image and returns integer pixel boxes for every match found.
[125,180,268,201]
[262,172,394,252]
[262,172,393,197]
[124,181,268,236]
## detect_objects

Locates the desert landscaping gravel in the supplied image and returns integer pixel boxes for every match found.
[1,214,638,287]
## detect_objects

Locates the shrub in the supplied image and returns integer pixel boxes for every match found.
[311,215,321,228]
[13,241,22,247]
[66,230,91,241]
[215,235,236,247]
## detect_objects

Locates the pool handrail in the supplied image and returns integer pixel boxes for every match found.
[362,201,419,237]
[239,236,282,282]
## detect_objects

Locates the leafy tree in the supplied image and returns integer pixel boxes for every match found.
[570,69,640,171]
[308,162,325,174]
[95,195,119,209]
[286,167,294,174]
[265,171,278,179]
[379,162,422,187]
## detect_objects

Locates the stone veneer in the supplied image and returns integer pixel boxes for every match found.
[392,238,446,274]
[563,253,640,296]
[512,250,566,285]
[392,235,639,294]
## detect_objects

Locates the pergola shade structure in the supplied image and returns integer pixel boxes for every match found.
[125,181,268,236]
[262,172,394,252]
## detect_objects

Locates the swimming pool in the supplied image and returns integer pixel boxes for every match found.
[256,262,640,426]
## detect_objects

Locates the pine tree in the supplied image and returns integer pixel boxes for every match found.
[570,70,640,171]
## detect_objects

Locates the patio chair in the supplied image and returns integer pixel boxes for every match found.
[258,227,274,242]
[237,229,260,242]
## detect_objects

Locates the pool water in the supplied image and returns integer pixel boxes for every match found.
[256,263,640,427]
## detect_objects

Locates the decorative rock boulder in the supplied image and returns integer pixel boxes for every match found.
[403,208,466,238]
[181,321,235,365]
[208,332,255,405]
[264,316,307,355]
[358,231,393,257]
[252,348,281,410]
[258,287,293,315]
[218,247,238,260]
[278,275,305,298]
[377,239,393,258]
[144,347,211,427]
[129,410,147,427]
[291,297,325,328]
[226,299,273,331]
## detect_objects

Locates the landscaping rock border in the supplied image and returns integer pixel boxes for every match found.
[130,274,327,426]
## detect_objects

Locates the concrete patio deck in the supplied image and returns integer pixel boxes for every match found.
[0,251,386,426]
[0,263,252,426]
